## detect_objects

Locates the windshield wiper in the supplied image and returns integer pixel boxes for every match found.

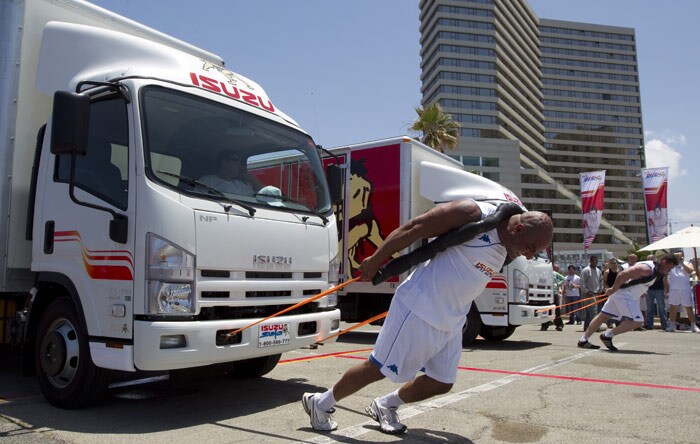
[254,192,328,224]
[158,171,256,216]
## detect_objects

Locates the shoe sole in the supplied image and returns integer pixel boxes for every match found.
[600,335,618,352]
[365,403,407,435]
[301,393,312,415]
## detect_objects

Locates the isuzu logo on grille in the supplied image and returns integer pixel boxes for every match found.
[253,255,292,265]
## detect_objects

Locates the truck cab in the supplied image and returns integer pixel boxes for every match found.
[5,4,340,408]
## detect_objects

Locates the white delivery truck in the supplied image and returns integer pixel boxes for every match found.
[1,0,342,407]
[328,136,555,345]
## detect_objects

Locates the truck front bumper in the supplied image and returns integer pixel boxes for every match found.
[133,309,340,371]
[509,304,555,325]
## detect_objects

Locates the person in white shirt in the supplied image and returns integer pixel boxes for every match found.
[301,198,553,434]
[579,256,603,330]
[199,149,262,196]
[563,265,582,325]
[665,252,700,332]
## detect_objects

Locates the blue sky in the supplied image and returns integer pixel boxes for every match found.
[91,0,700,235]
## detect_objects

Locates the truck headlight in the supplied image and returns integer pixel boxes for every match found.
[514,269,529,303]
[329,254,340,285]
[147,234,195,315]
[318,254,340,308]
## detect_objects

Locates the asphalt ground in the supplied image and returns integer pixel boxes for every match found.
[1,322,699,443]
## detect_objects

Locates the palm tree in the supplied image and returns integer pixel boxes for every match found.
[410,103,460,153]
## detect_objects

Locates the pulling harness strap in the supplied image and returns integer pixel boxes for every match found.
[372,203,524,285]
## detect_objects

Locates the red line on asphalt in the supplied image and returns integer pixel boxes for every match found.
[331,355,700,393]
[457,366,700,393]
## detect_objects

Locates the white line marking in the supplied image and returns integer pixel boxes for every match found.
[302,345,620,443]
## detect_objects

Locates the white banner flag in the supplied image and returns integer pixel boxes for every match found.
[580,171,606,251]
[642,167,669,243]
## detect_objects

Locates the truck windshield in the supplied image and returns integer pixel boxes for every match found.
[140,86,331,215]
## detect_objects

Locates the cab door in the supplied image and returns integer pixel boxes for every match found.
[37,94,135,342]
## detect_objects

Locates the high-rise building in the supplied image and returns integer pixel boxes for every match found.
[418,0,645,256]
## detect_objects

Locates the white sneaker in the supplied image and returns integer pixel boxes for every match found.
[691,324,700,333]
[302,392,337,431]
[365,399,407,434]
[665,324,676,332]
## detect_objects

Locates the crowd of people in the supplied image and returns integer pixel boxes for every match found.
[545,252,699,340]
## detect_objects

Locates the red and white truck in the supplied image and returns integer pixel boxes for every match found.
[1,0,342,407]
[328,136,555,344]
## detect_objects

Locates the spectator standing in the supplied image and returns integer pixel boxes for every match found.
[603,258,620,328]
[666,252,700,333]
[621,253,637,270]
[541,264,565,331]
[580,256,603,331]
[644,254,668,330]
[563,265,581,325]
[603,258,619,292]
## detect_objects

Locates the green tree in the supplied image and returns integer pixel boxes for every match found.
[622,243,656,262]
[410,103,460,153]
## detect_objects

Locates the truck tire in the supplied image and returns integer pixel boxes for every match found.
[461,306,482,346]
[34,297,110,408]
[228,354,281,378]
[479,325,516,341]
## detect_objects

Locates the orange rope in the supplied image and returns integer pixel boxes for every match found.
[536,292,606,313]
[227,277,361,337]
[553,296,608,320]
[316,311,388,344]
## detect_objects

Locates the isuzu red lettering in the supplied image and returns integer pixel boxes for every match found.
[1,0,341,407]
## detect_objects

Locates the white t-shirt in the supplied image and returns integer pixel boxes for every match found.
[198,174,254,196]
[667,263,692,291]
[395,201,507,332]
[562,274,580,297]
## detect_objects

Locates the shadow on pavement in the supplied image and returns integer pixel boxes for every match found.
[0,353,328,438]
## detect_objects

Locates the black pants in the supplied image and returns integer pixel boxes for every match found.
[541,293,564,329]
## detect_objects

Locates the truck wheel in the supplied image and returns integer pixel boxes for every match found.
[479,325,517,341]
[35,297,110,408]
[228,354,281,378]
[461,306,482,346]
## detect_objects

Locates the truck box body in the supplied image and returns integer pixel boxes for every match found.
[329,137,554,343]
[1,0,340,407]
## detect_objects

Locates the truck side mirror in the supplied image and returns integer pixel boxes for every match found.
[50,91,90,155]
[326,164,343,204]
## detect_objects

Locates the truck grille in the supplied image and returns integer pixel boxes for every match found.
[246,290,292,298]
[199,303,321,321]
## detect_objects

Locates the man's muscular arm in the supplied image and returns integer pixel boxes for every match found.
[358,199,482,281]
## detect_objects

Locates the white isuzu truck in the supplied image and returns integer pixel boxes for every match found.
[328,137,555,345]
[1,0,341,407]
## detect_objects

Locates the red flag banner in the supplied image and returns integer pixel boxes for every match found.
[579,171,606,251]
[642,167,669,243]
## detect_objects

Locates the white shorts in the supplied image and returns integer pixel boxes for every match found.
[601,295,643,322]
[370,300,463,384]
[668,289,693,307]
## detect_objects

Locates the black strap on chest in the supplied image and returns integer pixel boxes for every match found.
[619,270,660,289]
[371,202,524,285]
